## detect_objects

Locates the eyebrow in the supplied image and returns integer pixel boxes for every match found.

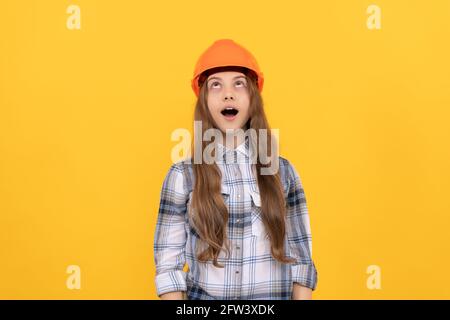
[207,75,246,84]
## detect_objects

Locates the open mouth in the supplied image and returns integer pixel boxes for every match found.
[220,107,239,117]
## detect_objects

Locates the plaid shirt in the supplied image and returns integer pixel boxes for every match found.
[154,139,318,300]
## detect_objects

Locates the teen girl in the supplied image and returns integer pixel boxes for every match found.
[154,39,318,300]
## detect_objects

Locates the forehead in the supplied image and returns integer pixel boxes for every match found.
[206,71,246,81]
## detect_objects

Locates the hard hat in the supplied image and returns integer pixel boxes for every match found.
[191,39,264,97]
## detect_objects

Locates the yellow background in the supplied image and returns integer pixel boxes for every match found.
[1,0,449,299]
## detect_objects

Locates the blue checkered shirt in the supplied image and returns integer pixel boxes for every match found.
[154,140,318,299]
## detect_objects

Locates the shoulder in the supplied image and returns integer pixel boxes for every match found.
[278,156,294,180]
[166,159,191,174]
[166,157,197,174]
[162,159,194,194]
[278,156,303,189]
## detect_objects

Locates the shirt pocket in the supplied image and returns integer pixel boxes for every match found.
[249,190,268,239]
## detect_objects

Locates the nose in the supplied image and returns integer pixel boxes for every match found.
[223,94,235,102]
[223,90,235,102]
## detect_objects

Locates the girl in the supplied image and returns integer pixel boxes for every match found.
[154,39,318,300]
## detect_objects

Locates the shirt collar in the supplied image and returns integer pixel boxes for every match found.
[216,135,251,163]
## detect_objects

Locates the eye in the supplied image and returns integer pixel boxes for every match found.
[235,80,246,87]
[210,81,221,88]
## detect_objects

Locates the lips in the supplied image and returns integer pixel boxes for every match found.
[220,106,239,117]
[220,106,239,121]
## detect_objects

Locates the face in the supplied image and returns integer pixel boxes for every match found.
[206,71,251,134]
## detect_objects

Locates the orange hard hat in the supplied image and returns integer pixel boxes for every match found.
[191,39,264,97]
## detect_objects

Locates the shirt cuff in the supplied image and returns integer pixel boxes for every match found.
[155,270,187,296]
[291,263,318,291]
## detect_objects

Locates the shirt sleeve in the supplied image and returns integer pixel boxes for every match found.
[285,160,318,291]
[153,162,189,296]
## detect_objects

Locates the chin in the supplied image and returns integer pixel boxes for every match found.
[221,125,245,133]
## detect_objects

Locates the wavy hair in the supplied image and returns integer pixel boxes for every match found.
[190,66,295,267]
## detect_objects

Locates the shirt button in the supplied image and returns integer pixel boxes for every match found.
[237,194,241,198]
[236,219,241,223]
[236,270,240,274]
[236,246,240,250]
